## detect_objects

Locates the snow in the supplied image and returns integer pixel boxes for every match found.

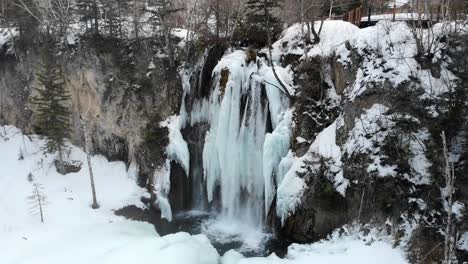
[409,198,427,210]
[148,60,156,70]
[273,20,458,105]
[361,13,428,22]
[0,125,219,264]
[276,169,306,224]
[307,21,360,59]
[161,115,190,175]
[153,160,173,221]
[201,216,271,253]
[394,0,410,8]
[452,201,465,221]
[272,21,359,59]
[345,104,398,177]
[309,120,341,159]
[171,28,191,47]
[222,227,408,264]
[310,120,348,196]
[156,115,191,221]
[276,120,348,223]
[343,103,432,184]
[0,27,18,48]
[406,129,431,185]
[458,232,468,252]
[0,125,409,264]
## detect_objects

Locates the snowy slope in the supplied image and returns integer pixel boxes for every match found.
[223,228,408,264]
[270,20,454,222]
[0,126,219,264]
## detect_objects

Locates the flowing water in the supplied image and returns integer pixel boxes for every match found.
[155,210,288,257]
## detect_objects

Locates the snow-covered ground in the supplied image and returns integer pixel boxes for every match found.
[0,126,218,264]
[0,125,409,263]
[224,227,408,264]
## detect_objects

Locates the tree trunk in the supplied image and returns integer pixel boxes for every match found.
[215,0,220,39]
[35,184,44,223]
[82,118,99,209]
[263,0,292,99]
[368,6,371,22]
[229,0,243,44]
[442,131,455,264]
[93,0,99,35]
[118,0,123,39]
[133,0,139,38]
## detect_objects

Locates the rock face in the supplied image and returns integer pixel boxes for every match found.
[0,36,184,186]
[281,173,347,242]
[277,24,468,263]
[55,160,83,175]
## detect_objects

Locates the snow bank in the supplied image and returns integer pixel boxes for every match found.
[222,227,408,264]
[458,231,468,252]
[0,27,18,47]
[273,21,458,104]
[276,120,347,224]
[344,104,432,184]
[273,21,359,60]
[276,166,306,225]
[0,125,220,264]
[308,21,359,59]
[344,104,398,177]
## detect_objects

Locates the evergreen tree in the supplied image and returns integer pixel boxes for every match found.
[31,41,71,164]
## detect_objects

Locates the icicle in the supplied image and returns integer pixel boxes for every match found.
[185,49,294,228]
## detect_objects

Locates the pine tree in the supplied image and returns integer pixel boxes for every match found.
[31,40,71,164]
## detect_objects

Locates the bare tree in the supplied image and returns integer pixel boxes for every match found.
[79,86,99,209]
[145,0,185,66]
[229,0,245,43]
[28,182,48,223]
[263,0,293,99]
[15,0,72,39]
[441,131,457,264]
[132,0,143,38]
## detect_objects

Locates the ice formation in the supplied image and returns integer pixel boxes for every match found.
[181,49,293,227]
[156,115,190,221]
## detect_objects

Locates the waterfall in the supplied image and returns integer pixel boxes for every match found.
[203,53,268,227]
[178,49,292,231]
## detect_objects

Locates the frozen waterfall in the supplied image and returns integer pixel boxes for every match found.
[179,49,293,228]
